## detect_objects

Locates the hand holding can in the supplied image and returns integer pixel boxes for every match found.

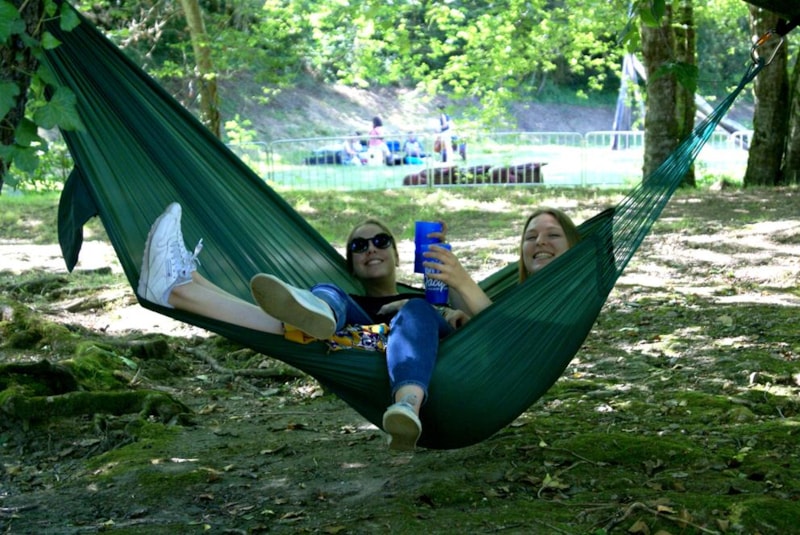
[423,243,451,304]
[414,221,442,273]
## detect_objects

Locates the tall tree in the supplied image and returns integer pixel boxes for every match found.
[641,3,679,181]
[784,53,800,184]
[674,0,697,187]
[177,0,220,136]
[744,6,789,186]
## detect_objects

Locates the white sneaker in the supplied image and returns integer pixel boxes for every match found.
[138,203,201,307]
[382,401,422,451]
[250,273,336,339]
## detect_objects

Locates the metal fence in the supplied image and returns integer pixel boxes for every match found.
[228,129,753,191]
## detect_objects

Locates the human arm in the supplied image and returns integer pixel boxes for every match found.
[377,298,469,329]
[423,244,492,317]
[440,306,469,329]
[377,299,409,317]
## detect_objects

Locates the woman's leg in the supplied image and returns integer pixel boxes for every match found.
[310,283,372,331]
[249,275,345,340]
[170,273,284,334]
[138,202,283,335]
[381,299,452,451]
[385,298,452,410]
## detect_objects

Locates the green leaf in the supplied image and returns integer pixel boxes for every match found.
[35,64,59,87]
[4,173,20,188]
[43,0,58,17]
[0,81,21,118]
[59,3,80,31]
[33,86,84,131]
[15,119,40,148]
[41,31,62,50]
[11,144,40,174]
[0,1,24,42]
[639,0,667,27]
[0,143,13,160]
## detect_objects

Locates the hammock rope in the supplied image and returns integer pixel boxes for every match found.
[42,4,763,449]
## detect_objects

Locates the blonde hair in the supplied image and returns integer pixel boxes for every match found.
[518,208,581,283]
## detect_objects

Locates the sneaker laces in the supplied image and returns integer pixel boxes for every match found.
[173,218,201,270]
[182,239,203,276]
[167,237,202,284]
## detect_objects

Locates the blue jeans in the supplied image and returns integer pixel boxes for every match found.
[311,283,453,401]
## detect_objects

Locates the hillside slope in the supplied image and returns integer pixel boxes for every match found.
[226,83,617,142]
[225,81,753,144]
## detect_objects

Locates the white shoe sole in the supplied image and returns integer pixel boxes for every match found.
[250,274,335,340]
[382,407,422,451]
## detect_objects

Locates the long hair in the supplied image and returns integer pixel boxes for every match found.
[518,207,581,283]
[345,218,398,275]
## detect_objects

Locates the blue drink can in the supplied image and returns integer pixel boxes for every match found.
[414,221,443,273]
[423,243,451,305]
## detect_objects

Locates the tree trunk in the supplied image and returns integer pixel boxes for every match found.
[783,53,800,184]
[675,0,696,187]
[0,0,43,194]
[744,7,789,186]
[641,4,678,182]
[178,0,221,137]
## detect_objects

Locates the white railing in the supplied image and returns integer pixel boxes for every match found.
[227,129,754,191]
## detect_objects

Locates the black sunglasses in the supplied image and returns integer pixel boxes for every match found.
[349,233,393,254]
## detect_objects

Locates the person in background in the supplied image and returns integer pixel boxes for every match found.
[138,204,468,452]
[436,104,455,163]
[402,132,425,164]
[423,207,580,316]
[367,116,390,165]
[342,132,364,165]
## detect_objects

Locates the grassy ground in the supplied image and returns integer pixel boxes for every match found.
[1,186,799,534]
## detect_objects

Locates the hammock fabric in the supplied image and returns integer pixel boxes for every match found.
[42,5,763,449]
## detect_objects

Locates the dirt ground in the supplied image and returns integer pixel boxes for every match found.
[1,187,799,534]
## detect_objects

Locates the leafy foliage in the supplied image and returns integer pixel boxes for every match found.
[1,0,772,190]
[0,0,82,190]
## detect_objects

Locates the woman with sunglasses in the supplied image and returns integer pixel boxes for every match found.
[422,207,580,316]
[139,204,467,451]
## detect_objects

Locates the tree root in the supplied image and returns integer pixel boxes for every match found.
[0,360,191,427]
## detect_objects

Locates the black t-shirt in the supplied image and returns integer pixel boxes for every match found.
[352,294,424,325]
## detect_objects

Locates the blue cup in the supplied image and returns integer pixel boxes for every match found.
[415,221,443,273]
[423,243,451,305]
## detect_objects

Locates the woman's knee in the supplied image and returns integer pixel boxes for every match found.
[311,282,346,298]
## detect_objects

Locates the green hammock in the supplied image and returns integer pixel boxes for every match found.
[42,6,762,449]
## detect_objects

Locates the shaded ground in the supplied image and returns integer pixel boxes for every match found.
[1,187,799,534]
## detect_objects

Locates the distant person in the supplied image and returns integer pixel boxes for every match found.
[342,133,364,165]
[436,104,455,163]
[402,132,424,164]
[367,116,390,165]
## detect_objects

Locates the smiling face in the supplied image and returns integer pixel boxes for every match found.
[348,222,399,284]
[521,213,571,275]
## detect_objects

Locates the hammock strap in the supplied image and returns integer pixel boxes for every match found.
[610,59,763,278]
